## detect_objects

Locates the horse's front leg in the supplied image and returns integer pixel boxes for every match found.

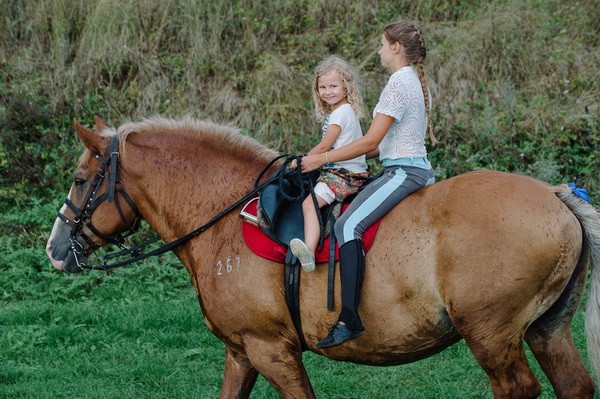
[243,335,316,399]
[220,346,259,398]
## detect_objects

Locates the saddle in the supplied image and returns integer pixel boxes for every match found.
[239,162,381,350]
[257,169,328,245]
[239,169,381,263]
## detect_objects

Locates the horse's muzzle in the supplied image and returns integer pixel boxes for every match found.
[46,241,87,274]
[46,217,88,273]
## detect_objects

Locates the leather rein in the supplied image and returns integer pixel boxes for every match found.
[59,135,301,271]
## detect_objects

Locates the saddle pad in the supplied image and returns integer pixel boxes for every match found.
[241,198,382,263]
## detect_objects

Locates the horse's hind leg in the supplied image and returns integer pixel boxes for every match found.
[526,325,594,398]
[525,249,595,398]
[463,333,541,398]
[453,310,541,397]
[220,346,259,398]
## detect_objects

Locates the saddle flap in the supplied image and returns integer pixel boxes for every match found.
[257,170,320,246]
[240,198,382,264]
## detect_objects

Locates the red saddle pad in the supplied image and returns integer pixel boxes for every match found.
[240,198,381,263]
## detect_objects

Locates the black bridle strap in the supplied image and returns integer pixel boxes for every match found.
[82,155,305,270]
[63,135,141,247]
[107,135,119,203]
[254,154,297,189]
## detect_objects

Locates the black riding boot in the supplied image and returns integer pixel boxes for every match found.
[316,239,365,348]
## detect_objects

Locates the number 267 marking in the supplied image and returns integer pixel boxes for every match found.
[216,255,241,276]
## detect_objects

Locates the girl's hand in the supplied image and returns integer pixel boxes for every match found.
[300,153,324,173]
[290,159,298,169]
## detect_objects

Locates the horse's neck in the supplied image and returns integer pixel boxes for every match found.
[124,135,273,243]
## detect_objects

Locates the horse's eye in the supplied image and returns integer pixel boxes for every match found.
[74,178,86,187]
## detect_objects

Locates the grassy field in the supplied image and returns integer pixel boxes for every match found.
[0,246,589,398]
[0,199,592,397]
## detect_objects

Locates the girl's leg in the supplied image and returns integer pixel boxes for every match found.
[335,165,434,245]
[319,166,434,347]
[301,194,329,254]
[291,182,334,272]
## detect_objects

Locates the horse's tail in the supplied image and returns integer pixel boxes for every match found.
[555,184,600,379]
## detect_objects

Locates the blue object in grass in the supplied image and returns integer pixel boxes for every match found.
[567,182,591,203]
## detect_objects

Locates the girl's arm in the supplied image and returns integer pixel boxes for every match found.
[291,123,341,169]
[307,123,341,156]
[301,113,394,173]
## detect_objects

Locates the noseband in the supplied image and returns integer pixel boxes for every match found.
[57,135,142,265]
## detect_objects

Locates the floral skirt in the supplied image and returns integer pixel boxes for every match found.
[318,168,370,203]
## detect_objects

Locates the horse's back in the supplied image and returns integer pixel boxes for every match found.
[426,170,579,308]
[317,170,583,364]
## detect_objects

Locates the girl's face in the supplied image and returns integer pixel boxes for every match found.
[317,70,347,110]
[378,34,400,70]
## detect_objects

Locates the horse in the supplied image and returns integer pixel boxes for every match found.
[46,115,600,398]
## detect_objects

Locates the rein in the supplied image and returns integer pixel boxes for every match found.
[63,140,303,271]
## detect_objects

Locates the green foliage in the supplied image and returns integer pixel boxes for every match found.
[1,0,598,203]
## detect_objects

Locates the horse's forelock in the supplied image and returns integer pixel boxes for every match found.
[116,116,278,162]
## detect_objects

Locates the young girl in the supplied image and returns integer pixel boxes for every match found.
[290,55,369,273]
[301,20,437,347]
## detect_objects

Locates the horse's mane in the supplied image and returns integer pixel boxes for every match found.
[115,116,279,162]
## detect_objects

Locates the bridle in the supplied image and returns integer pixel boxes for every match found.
[57,136,305,272]
[57,135,142,269]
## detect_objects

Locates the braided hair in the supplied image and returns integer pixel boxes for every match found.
[383,20,437,145]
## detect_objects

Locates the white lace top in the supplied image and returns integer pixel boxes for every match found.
[373,66,429,159]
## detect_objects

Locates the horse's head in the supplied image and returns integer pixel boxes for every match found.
[46,117,142,273]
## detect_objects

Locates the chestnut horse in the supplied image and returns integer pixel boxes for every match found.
[46,116,600,398]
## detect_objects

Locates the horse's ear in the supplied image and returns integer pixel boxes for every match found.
[94,115,109,133]
[74,118,109,154]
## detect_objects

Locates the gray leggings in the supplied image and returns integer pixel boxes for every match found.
[335,164,435,245]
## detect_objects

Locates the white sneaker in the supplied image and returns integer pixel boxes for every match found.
[290,238,316,272]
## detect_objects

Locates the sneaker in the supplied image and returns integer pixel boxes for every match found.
[289,238,316,272]
[316,322,364,348]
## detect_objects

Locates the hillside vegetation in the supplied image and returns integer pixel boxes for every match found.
[0,0,598,204]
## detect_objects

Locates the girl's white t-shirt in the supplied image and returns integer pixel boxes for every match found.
[373,66,429,159]
[321,103,367,173]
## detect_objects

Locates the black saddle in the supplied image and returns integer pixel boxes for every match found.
[258,169,338,247]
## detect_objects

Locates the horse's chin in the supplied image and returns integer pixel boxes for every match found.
[60,251,87,274]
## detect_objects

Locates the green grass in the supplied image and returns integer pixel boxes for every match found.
[2,0,599,205]
[0,247,591,398]
[0,194,592,398]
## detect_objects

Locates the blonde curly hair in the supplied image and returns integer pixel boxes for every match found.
[312,55,364,121]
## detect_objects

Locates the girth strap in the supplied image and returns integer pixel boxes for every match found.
[284,250,307,351]
[327,212,337,311]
